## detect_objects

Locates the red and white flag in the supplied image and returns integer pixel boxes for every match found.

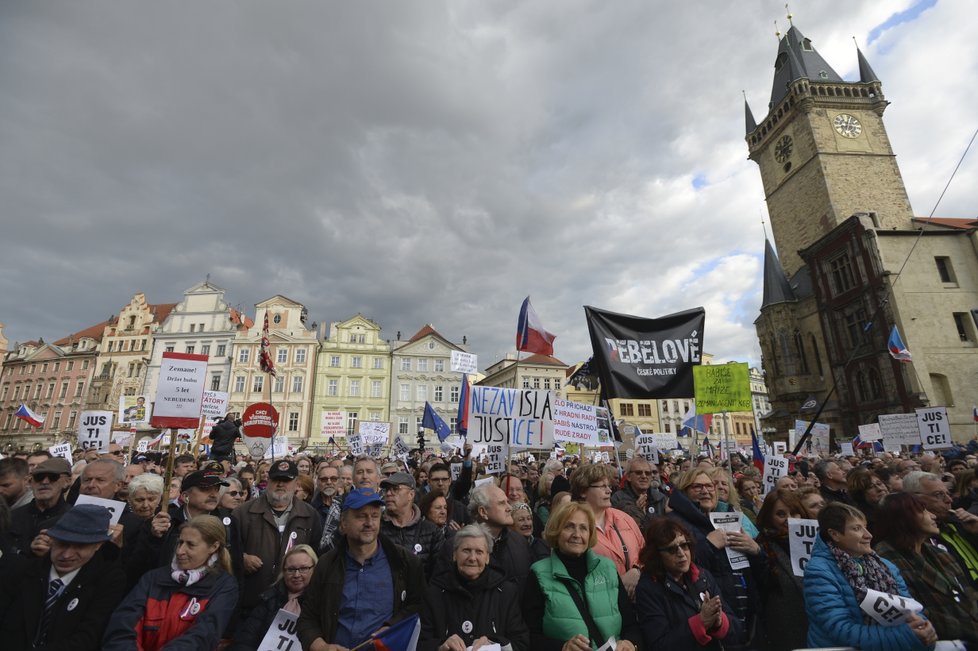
[259,312,276,377]
[516,296,556,356]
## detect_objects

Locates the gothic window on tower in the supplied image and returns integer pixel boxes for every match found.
[779,332,799,375]
[828,253,857,295]
[810,334,824,376]
[794,330,809,374]
[841,307,869,350]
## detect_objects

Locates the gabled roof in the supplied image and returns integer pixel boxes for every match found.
[520,353,567,367]
[760,240,796,309]
[769,25,843,108]
[408,324,440,342]
[256,294,305,309]
[150,303,177,323]
[54,320,111,346]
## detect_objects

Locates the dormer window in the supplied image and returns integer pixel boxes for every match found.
[802,38,813,51]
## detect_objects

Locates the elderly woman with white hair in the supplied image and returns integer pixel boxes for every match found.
[420,523,529,651]
[122,473,164,556]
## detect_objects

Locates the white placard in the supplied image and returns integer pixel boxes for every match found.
[348,434,364,456]
[320,411,346,440]
[552,398,603,446]
[358,421,391,446]
[596,638,617,651]
[49,443,73,465]
[153,353,208,425]
[634,434,660,464]
[916,407,952,450]
[257,608,300,651]
[78,411,114,452]
[474,477,494,488]
[74,494,127,526]
[468,387,554,449]
[858,588,923,627]
[788,518,818,577]
[762,455,788,494]
[262,437,288,459]
[839,442,854,456]
[485,444,507,475]
[440,440,456,456]
[709,511,749,570]
[450,350,478,374]
[796,420,830,452]
[651,432,679,450]
[137,439,150,453]
[857,422,882,442]
[112,431,134,447]
[392,435,411,458]
[450,462,462,481]
[200,391,230,419]
[878,413,921,447]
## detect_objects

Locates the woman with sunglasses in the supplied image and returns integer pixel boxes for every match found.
[635,518,741,650]
[219,476,247,510]
[229,544,319,650]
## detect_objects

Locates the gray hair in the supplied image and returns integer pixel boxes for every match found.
[128,472,164,496]
[85,458,125,482]
[467,483,495,520]
[219,476,242,497]
[625,457,653,473]
[902,470,942,494]
[452,523,494,554]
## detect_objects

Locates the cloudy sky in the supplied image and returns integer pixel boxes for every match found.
[1,0,975,371]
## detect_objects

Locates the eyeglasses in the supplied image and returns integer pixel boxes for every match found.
[109,450,125,456]
[383,485,407,494]
[429,476,451,483]
[630,470,656,477]
[658,542,691,556]
[33,473,63,483]
[589,484,612,491]
[382,471,398,477]
[318,476,338,482]
[687,482,715,492]
[226,491,245,497]
[284,566,314,575]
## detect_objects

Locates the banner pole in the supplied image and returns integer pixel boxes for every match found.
[162,427,179,502]
[193,415,205,459]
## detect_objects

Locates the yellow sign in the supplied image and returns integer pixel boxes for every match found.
[693,363,751,414]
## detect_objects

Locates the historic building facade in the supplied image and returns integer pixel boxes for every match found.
[389,325,467,438]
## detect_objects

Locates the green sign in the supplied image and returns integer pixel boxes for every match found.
[693,363,751,414]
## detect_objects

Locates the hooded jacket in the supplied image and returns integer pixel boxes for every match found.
[419,565,529,651]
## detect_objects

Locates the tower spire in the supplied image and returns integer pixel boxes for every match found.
[854,38,880,83]
[744,90,757,135]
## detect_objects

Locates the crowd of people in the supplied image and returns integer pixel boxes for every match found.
[1,433,978,650]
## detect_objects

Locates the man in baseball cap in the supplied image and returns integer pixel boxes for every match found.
[8,457,73,556]
[0,504,126,649]
[379,472,444,568]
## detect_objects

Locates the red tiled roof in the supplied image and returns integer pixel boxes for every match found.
[150,303,178,323]
[54,320,110,346]
[912,217,978,229]
[408,324,441,343]
[520,353,567,366]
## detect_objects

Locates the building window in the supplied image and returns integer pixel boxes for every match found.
[277,348,288,364]
[288,412,299,432]
[372,357,383,369]
[252,376,264,393]
[451,385,460,403]
[829,253,856,294]
[52,410,62,430]
[75,381,84,398]
[400,358,411,371]
[60,382,68,399]
[216,344,226,357]
[544,378,551,389]
[399,384,410,401]
[349,380,360,397]
[953,312,972,342]
[347,412,358,434]
[399,418,409,435]
[450,417,458,433]
[371,380,382,398]
[638,403,652,417]
[234,376,246,392]
[34,384,43,399]
[327,379,338,396]
[42,363,48,373]
[292,376,303,393]
[935,257,956,283]
[108,341,114,352]
[186,345,195,355]
[523,378,530,388]
[842,308,869,348]
[198,323,205,332]
[434,360,444,372]
[620,403,634,416]
[238,348,250,363]
[67,410,77,429]
[201,344,211,356]
[330,355,341,368]
[274,376,285,393]
[295,348,306,364]
[532,377,540,388]
[211,373,222,391]
[351,356,362,369]
[416,384,428,401]
[417,358,429,372]
[416,416,424,432]
[189,324,196,333]
[434,385,443,402]
[664,423,671,433]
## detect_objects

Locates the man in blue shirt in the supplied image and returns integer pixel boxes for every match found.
[298,487,426,651]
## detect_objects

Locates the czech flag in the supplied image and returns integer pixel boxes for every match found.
[516,296,556,356]
[681,404,712,437]
[887,325,912,362]
[372,614,420,651]
[422,402,452,442]
[456,374,470,436]
[14,404,45,428]
[750,427,765,473]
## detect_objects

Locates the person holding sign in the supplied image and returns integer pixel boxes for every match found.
[522,501,640,651]
[875,493,978,646]
[634,518,741,650]
[103,514,239,650]
[803,502,937,650]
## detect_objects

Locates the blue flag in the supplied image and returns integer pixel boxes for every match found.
[422,402,452,442]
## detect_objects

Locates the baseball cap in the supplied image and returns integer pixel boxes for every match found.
[380,471,416,491]
[268,460,299,481]
[342,487,384,511]
[32,458,71,477]
[181,463,230,491]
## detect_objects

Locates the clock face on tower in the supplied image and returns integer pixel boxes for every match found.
[774,135,793,163]
[833,113,862,138]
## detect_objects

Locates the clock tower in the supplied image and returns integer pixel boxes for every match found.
[746,26,914,276]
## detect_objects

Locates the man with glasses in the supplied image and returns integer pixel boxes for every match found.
[380,462,400,479]
[10,458,72,555]
[905,470,978,586]
[612,456,668,528]
[425,463,469,528]
[101,443,126,462]
[380,472,444,573]
[314,465,342,553]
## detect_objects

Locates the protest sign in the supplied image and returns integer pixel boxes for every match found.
[795,420,830,452]
[450,350,478,374]
[348,434,364,456]
[788,518,819,577]
[839,441,854,456]
[634,434,660,464]
[552,398,603,446]
[709,512,749,570]
[485,444,507,474]
[240,403,279,458]
[474,477,495,488]
[74,494,126,526]
[857,422,882,442]
[693,363,751,413]
[762,455,788,494]
[119,395,150,424]
[257,608,300,651]
[78,411,114,452]
[358,421,391,446]
[651,432,678,450]
[859,589,924,627]
[319,411,345,441]
[200,391,230,419]
[152,353,208,429]
[49,443,72,465]
[137,439,150,453]
[392,435,411,458]
[916,407,952,450]
[450,462,462,481]
[878,413,921,447]
[440,440,456,456]
[262,437,288,459]
[469,387,554,448]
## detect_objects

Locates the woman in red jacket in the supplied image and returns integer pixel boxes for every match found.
[102,514,238,650]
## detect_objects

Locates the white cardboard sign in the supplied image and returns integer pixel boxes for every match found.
[916,406,952,450]
[153,352,208,426]
[348,434,364,456]
[878,413,921,447]
[485,444,507,475]
[257,608,300,651]
[709,511,749,570]
[74,494,127,526]
[552,398,603,446]
[839,442,854,456]
[200,391,230,419]
[49,443,73,465]
[358,421,391,446]
[761,455,788,494]
[468,387,554,449]
[450,350,478,374]
[78,411,114,452]
[859,589,923,627]
[392,435,411,458]
[788,518,818,577]
[857,422,882,442]
[634,434,660,464]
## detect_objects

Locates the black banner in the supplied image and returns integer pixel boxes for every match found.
[584,305,705,399]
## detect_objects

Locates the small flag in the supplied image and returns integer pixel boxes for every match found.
[887,325,912,362]
[516,296,556,356]
[681,404,712,437]
[372,613,421,651]
[701,436,715,459]
[456,374,470,436]
[972,406,978,423]
[14,404,45,428]
[259,312,277,377]
[422,402,452,442]
[799,394,818,413]
[750,427,765,473]
[147,430,168,447]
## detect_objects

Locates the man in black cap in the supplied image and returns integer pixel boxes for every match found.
[298,488,425,651]
[0,503,126,650]
[233,459,322,613]
[380,471,444,572]
[9,457,73,556]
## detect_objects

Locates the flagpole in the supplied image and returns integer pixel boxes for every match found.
[162,427,179,501]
